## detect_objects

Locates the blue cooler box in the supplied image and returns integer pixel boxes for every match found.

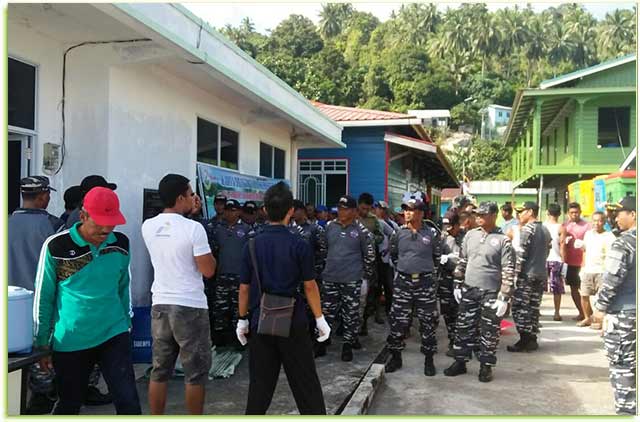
[8,286,34,354]
[131,306,152,363]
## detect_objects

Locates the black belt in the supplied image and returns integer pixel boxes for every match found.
[399,271,433,281]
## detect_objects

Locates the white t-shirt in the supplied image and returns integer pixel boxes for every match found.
[582,230,616,274]
[543,221,562,263]
[142,213,212,309]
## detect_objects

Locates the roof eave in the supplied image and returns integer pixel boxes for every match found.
[339,118,424,127]
[97,3,343,148]
[539,54,636,90]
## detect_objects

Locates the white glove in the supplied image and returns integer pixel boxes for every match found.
[453,287,462,304]
[491,295,509,317]
[574,239,584,249]
[565,235,573,245]
[561,263,568,278]
[440,255,449,265]
[315,315,331,342]
[236,319,249,346]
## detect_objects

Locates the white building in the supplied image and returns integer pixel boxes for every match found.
[480,104,512,140]
[8,3,343,305]
[408,109,451,129]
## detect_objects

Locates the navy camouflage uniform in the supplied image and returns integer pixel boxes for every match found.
[453,227,516,365]
[321,220,376,345]
[289,220,328,337]
[387,224,441,355]
[210,220,254,337]
[595,228,636,415]
[438,230,464,345]
[359,213,385,322]
[511,221,551,337]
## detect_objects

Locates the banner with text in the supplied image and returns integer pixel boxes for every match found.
[196,162,289,219]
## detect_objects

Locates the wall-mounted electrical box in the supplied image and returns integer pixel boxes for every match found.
[42,142,61,175]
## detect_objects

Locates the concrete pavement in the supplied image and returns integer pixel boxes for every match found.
[368,292,617,415]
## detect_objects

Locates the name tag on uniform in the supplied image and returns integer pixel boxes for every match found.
[411,273,420,281]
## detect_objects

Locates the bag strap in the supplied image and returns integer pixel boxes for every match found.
[248,238,262,296]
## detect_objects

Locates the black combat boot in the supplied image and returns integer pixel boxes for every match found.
[374,305,385,324]
[385,351,403,373]
[446,340,455,358]
[314,342,327,358]
[444,359,467,376]
[507,333,529,352]
[352,337,362,349]
[424,353,436,376]
[478,364,493,382]
[525,334,539,351]
[85,386,113,406]
[341,343,353,362]
[25,392,56,415]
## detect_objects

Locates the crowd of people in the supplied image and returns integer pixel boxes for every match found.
[7,172,636,416]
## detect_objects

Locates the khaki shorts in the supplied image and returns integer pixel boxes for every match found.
[580,273,603,296]
[150,304,212,385]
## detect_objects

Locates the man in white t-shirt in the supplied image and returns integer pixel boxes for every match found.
[142,174,216,415]
[576,211,616,329]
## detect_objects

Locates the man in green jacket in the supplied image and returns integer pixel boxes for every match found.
[34,187,141,414]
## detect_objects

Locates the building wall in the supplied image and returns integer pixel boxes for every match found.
[298,126,386,202]
[9,22,295,305]
[576,61,636,88]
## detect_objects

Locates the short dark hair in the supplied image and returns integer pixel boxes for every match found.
[501,203,513,213]
[64,186,83,210]
[293,199,306,211]
[568,202,581,211]
[358,192,374,206]
[592,211,605,219]
[547,203,562,217]
[458,211,471,222]
[21,191,41,201]
[158,174,190,208]
[264,182,293,222]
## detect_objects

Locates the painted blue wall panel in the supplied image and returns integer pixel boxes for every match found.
[299,127,387,201]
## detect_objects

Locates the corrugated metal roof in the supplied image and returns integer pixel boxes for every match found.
[311,101,415,122]
[539,54,636,89]
[441,188,462,200]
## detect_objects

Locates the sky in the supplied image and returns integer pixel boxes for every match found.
[183,2,636,34]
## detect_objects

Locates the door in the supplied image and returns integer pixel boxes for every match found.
[8,133,30,214]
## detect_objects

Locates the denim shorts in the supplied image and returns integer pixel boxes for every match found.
[150,304,212,384]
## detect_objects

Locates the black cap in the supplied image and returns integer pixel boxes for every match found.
[337,195,357,209]
[514,201,539,213]
[214,193,227,202]
[243,201,258,213]
[80,175,116,193]
[401,196,427,211]
[442,209,460,226]
[293,199,306,211]
[225,199,241,210]
[20,176,57,193]
[610,196,636,212]
[475,201,499,215]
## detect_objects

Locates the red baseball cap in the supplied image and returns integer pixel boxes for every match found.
[83,187,126,226]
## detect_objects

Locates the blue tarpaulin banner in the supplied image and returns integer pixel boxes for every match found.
[196,162,288,219]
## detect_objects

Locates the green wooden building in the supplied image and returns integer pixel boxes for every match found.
[504,54,636,213]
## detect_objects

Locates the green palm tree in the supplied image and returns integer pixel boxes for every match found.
[597,9,635,60]
[523,16,548,86]
[318,3,353,39]
[472,15,498,78]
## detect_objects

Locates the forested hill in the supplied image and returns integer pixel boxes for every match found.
[219,3,636,128]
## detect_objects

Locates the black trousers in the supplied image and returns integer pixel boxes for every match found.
[246,324,326,415]
[52,331,141,415]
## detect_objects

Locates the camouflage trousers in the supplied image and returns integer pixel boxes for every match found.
[322,280,362,344]
[604,310,636,415]
[387,272,439,354]
[453,285,502,366]
[212,274,240,333]
[512,275,545,336]
[28,363,101,396]
[437,273,459,345]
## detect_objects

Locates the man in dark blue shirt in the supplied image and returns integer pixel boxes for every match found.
[237,182,330,415]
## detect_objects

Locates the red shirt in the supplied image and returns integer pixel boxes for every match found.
[563,220,591,266]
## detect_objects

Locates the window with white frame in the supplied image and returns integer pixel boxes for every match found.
[197,117,239,170]
[298,159,348,207]
[259,142,285,179]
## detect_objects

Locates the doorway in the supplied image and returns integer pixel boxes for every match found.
[8,133,31,214]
